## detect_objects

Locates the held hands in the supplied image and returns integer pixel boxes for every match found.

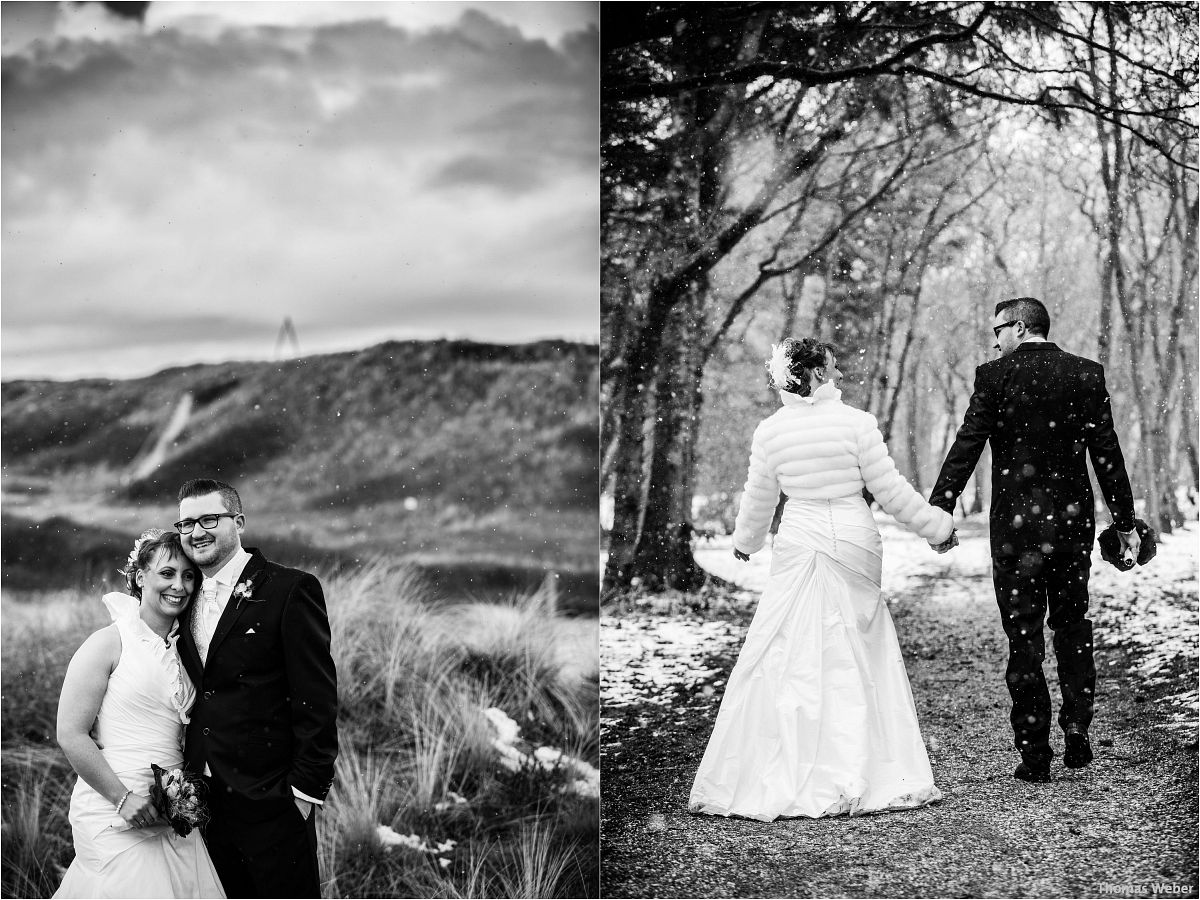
[929,529,959,554]
[119,793,162,829]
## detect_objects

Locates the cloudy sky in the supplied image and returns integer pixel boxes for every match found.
[2,1,598,380]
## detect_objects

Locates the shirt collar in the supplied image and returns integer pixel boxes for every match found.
[1015,341,1059,352]
[207,547,252,588]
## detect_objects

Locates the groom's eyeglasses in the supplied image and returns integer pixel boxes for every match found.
[173,513,238,534]
[992,320,1021,338]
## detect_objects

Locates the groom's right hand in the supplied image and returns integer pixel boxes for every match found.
[1118,527,1141,564]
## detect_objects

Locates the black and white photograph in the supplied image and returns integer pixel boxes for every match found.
[1,2,599,897]
[5,1,1200,899]
[600,4,1197,898]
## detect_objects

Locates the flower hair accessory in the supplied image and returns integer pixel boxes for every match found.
[124,536,148,573]
[766,341,795,391]
[122,527,167,591]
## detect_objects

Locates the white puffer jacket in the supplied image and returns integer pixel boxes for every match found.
[732,383,955,554]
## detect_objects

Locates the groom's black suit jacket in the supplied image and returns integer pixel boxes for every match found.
[929,342,1135,558]
[179,548,338,816]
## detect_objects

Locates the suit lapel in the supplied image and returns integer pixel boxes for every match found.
[178,600,204,683]
[204,550,274,672]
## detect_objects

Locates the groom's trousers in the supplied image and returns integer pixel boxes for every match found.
[992,547,1095,766]
[201,775,321,898]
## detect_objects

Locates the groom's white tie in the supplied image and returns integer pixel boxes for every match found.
[200,583,219,614]
[194,582,221,665]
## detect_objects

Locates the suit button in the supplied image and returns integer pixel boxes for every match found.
[204,691,213,700]
[202,727,211,735]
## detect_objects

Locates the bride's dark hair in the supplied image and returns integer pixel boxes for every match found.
[768,337,837,396]
[121,528,198,599]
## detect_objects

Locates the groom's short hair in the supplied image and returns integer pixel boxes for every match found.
[178,478,242,515]
[995,297,1050,337]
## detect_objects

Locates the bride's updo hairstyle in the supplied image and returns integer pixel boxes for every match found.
[121,528,197,599]
[766,337,837,397]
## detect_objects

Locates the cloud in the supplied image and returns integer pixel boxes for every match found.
[57,2,146,41]
[427,154,545,194]
[1,6,598,380]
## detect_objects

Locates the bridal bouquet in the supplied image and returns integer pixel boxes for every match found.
[150,764,209,837]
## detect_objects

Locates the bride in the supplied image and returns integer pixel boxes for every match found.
[689,337,956,822]
[54,528,225,898]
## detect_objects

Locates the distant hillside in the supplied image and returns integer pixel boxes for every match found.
[2,339,599,611]
[3,339,597,510]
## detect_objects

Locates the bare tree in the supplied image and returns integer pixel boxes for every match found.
[603,1,1198,595]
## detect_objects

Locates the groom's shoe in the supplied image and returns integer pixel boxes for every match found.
[1063,727,1094,769]
[1013,761,1052,783]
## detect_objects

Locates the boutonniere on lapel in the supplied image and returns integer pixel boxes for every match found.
[231,577,259,610]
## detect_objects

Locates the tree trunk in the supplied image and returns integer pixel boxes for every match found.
[629,287,707,591]
[610,14,785,594]
[969,457,987,517]
[1180,345,1199,488]
[602,288,674,595]
[905,349,924,494]
[778,275,800,342]
[881,287,923,445]
[1092,8,1168,532]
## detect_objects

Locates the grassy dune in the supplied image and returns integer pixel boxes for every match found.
[2,339,597,514]
[1,562,599,898]
[2,338,600,613]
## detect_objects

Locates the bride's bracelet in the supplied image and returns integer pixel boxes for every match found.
[114,789,133,814]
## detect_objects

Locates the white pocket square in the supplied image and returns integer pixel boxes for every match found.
[244,628,256,635]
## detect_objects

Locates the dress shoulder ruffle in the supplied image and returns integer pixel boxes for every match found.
[101,592,194,724]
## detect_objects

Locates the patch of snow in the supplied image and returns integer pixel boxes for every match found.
[433,791,469,812]
[1091,521,1199,731]
[482,707,600,798]
[483,707,521,746]
[600,614,743,716]
[375,826,457,862]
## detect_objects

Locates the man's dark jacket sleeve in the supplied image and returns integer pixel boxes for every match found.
[1084,368,1136,532]
[929,363,998,515]
[282,572,338,801]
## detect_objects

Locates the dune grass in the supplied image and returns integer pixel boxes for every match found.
[1,746,76,898]
[1,560,598,898]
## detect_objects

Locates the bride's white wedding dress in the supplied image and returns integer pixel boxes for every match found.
[54,594,225,899]
[689,383,954,822]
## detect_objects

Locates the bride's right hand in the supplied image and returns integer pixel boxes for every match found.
[120,793,161,828]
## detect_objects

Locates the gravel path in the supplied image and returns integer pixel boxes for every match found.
[600,520,1198,899]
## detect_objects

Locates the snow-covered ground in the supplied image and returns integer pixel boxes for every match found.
[602,513,1197,736]
[1090,520,1199,733]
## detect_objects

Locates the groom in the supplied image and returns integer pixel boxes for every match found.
[175,478,338,897]
[928,298,1138,783]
